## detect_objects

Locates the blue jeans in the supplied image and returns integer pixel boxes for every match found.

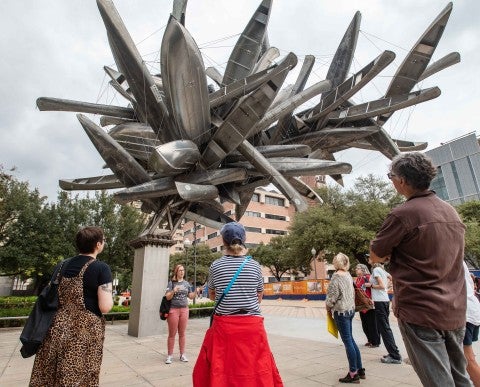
[334,310,362,372]
[399,319,471,387]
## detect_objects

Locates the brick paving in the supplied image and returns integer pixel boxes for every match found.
[0,299,458,386]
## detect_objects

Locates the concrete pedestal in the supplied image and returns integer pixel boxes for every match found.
[128,233,174,337]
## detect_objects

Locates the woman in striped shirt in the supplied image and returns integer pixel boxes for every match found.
[193,222,283,386]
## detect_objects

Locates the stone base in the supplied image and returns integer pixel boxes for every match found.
[127,234,174,337]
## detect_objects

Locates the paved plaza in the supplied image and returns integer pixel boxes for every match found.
[1,299,471,386]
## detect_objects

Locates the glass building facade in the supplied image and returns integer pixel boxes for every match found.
[426,132,480,205]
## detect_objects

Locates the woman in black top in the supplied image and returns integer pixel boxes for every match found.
[29,226,113,386]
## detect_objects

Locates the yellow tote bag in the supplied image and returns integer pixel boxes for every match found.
[327,312,338,338]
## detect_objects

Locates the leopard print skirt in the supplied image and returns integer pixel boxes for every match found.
[30,259,106,387]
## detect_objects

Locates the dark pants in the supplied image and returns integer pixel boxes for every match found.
[334,310,363,373]
[399,319,471,387]
[360,308,380,345]
[374,301,401,360]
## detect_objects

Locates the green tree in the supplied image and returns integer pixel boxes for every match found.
[345,174,402,205]
[457,201,480,267]
[0,167,147,293]
[0,167,55,290]
[287,175,402,272]
[251,236,297,281]
[89,191,147,275]
[169,244,221,287]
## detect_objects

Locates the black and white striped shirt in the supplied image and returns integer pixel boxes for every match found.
[208,255,264,316]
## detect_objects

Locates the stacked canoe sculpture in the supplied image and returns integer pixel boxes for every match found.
[36,0,459,236]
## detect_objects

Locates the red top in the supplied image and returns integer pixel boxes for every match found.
[355,274,372,314]
[355,274,372,299]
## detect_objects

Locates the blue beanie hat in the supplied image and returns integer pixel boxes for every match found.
[220,222,246,245]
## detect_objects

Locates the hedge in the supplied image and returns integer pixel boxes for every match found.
[0,296,214,327]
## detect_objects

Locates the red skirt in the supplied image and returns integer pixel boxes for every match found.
[193,315,283,387]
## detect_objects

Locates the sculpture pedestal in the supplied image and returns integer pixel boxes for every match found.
[128,233,174,337]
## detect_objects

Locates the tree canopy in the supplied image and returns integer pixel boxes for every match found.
[0,167,147,293]
[457,200,480,267]
[287,174,403,272]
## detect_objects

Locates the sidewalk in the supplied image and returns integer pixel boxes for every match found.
[0,300,440,386]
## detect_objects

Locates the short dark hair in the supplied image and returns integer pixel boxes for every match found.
[390,152,437,190]
[76,226,104,254]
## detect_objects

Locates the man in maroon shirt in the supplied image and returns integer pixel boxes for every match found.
[370,152,470,387]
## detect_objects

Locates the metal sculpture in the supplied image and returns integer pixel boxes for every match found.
[36,0,459,236]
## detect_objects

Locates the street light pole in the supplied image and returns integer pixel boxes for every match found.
[193,222,197,305]
[311,247,318,291]
[184,238,191,282]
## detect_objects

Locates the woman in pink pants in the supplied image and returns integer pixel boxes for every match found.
[164,264,195,364]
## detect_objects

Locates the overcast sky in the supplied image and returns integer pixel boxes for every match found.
[1,0,478,201]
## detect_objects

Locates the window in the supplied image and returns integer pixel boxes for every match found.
[265,213,286,221]
[265,229,287,235]
[245,226,262,233]
[207,232,217,240]
[265,196,284,206]
[251,193,260,202]
[245,211,261,217]
[430,166,449,201]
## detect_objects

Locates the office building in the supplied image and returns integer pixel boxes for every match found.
[426,132,480,205]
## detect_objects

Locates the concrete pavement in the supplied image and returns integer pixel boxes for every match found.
[0,299,463,386]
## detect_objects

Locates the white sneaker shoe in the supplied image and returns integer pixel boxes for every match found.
[180,354,189,362]
[165,355,173,364]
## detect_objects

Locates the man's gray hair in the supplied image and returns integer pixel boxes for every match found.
[390,152,437,190]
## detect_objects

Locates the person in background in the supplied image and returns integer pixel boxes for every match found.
[193,222,283,386]
[370,152,470,386]
[164,264,195,364]
[326,253,364,383]
[464,261,480,386]
[355,263,379,348]
[29,226,113,386]
[364,261,402,364]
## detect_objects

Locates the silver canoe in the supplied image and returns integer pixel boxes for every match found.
[161,16,211,146]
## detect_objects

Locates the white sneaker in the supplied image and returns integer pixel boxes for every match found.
[180,354,189,362]
[165,355,172,364]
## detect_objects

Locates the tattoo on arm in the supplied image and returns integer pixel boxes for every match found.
[100,283,112,294]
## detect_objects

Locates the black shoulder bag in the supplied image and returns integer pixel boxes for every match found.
[159,281,172,321]
[20,257,72,358]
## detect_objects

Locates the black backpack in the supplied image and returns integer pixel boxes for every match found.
[20,257,72,358]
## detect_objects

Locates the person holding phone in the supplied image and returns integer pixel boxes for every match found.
[164,264,195,364]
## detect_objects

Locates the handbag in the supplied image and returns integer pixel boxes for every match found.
[353,282,374,312]
[209,256,252,327]
[19,257,72,358]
